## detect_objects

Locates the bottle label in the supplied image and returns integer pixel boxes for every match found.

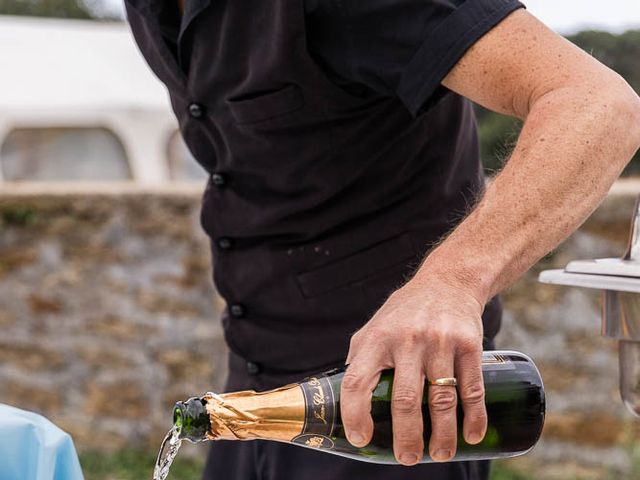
[298,375,336,439]
[482,353,516,371]
[291,433,336,450]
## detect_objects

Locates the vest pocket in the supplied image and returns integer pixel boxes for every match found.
[295,233,417,298]
[227,84,304,125]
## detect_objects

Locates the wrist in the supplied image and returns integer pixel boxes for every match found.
[410,245,495,306]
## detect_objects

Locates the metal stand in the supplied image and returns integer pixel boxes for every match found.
[539,197,640,416]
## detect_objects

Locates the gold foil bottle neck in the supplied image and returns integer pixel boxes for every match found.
[204,383,307,442]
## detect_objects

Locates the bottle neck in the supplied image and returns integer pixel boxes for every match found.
[205,384,307,442]
[173,397,211,442]
[174,373,340,444]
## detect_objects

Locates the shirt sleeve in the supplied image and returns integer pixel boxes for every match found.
[305,0,526,117]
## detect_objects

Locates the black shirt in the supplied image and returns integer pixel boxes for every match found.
[305,0,524,115]
[153,0,524,115]
[124,0,523,373]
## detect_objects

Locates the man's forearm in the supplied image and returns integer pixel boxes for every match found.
[415,82,640,303]
[342,11,640,466]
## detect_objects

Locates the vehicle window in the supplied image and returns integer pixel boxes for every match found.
[167,130,207,181]
[0,127,131,181]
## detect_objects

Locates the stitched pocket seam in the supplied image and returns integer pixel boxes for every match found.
[228,84,304,125]
[296,233,415,298]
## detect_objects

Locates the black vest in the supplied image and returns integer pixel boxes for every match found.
[124,0,501,372]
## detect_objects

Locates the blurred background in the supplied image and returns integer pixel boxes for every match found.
[0,1,639,479]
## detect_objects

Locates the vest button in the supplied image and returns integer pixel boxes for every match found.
[246,361,260,376]
[211,173,227,187]
[229,304,246,318]
[188,102,205,118]
[217,237,233,250]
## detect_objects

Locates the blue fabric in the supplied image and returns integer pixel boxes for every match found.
[0,404,84,480]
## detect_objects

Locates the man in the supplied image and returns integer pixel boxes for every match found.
[124,0,640,479]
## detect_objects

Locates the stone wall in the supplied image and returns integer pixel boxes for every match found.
[0,183,226,453]
[1,182,640,477]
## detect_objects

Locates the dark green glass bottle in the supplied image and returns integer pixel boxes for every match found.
[172,351,545,464]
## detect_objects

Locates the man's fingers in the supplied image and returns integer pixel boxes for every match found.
[340,360,381,448]
[456,346,487,445]
[426,354,458,462]
[390,358,425,466]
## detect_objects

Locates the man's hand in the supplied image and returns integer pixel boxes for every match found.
[341,6,640,469]
[341,273,486,465]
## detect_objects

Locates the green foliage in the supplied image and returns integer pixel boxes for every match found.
[568,30,640,176]
[0,0,91,19]
[0,0,115,20]
[79,449,205,480]
[1,206,37,227]
[77,448,640,479]
[476,29,640,176]
[490,462,532,480]
[620,423,640,480]
[628,442,640,480]
[1,2,638,175]
[78,448,530,480]
[569,30,640,93]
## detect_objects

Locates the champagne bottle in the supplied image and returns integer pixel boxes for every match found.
[172,351,545,464]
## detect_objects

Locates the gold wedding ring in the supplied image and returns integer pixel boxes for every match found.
[428,377,458,387]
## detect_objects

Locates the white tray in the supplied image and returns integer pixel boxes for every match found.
[539,264,640,293]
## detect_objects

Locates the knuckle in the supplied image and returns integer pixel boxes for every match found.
[442,327,458,343]
[375,325,395,340]
[393,388,422,414]
[461,383,485,405]
[429,326,457,349]
[341,371,365,393]
[424,324,442,340]
[457,334,481,354]
[430,389,457,413]
[406,324,428,343]
[349,330,365,349]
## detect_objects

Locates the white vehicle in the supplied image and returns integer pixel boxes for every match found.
[0,15,204,184]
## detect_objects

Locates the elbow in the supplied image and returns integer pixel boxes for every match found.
[564,74,640,175]
[606,77,640,151]
[626,90,640,150]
